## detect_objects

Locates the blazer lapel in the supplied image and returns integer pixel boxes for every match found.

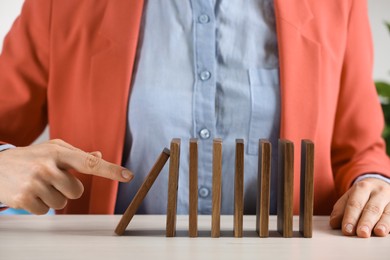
[88,0,145,213]
[274,0,321,213]
[274,0,320,141]
[275,0,313,29]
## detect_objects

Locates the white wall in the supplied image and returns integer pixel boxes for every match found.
[368,0,390,82]
[0,0,390,144]
[0,0,23,47]
[0,0,48,143]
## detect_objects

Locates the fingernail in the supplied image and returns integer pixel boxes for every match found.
[345,224,353,233]
[121,170,133,180]
[376,225,386,234]
[360,225,370,234]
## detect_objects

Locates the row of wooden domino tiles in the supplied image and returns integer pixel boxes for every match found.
[115,138,314,238]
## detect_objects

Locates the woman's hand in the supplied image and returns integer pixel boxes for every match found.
[330,178,390,238]
[0,139,133,214]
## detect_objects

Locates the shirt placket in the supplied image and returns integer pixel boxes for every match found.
[191,0,216,214]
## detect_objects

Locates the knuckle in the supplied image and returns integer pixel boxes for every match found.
[355,180,371,190]
[84,154,101,171]
[49,139,64,145]
[46,142,59,151]
[372,184,387,194]
[363,204,381,215]
[347,199,364,211]
[44,144,61,160]
[30,163,47,176]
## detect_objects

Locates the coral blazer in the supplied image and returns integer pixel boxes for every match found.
[1,0,389,215]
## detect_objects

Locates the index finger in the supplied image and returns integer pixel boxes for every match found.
[55,147,133,182]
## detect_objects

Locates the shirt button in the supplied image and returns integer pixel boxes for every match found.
[199,70,211,81]
[199,128,210,139]
[198,14,210,24]
[198,187,210,198]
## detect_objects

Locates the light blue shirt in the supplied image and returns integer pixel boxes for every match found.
[115,0,281,215]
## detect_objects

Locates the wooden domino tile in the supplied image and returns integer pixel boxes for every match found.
[299,140,315,238]
[211,138,222,238]
[277,140,294,238]
[189,138,198,237]
[234,139,244,238]
[256,139,271,238]
[115,148,170,236]
[166,139,181,237]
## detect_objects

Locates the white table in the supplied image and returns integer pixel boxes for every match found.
[0,215,388,260]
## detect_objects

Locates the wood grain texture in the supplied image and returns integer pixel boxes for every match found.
[256,139,271,237]
[211,138,222,238]
[115,148,170,236]
[189,138,198,237]
[277,140,294,238]
[299,139,315,238]
[166,139,181,237]
[234,139,244,238]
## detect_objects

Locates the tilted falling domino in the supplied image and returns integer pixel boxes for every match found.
[115,148,170,236]
[115,138,315,238]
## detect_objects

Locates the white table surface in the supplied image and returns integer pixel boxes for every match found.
[0,215,388,260]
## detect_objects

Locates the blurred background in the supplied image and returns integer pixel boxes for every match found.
[0,0,389,214]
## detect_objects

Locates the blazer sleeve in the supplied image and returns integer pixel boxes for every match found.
[331,0,390,195]
[0,0,51,146]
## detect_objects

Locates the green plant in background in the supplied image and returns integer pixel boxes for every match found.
[375,22,390,155]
